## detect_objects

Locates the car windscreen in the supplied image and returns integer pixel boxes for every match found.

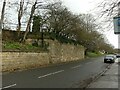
[105,56,114,58]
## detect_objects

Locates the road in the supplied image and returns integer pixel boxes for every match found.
[2,56,111,88]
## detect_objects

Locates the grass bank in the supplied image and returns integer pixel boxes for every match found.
[86,52,103,58]
[2,41,49,52]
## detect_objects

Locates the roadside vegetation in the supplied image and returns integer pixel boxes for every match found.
[2,41,49,52]
[1,0,115,55]
[86,52,103,57]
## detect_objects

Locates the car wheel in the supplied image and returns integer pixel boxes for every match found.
[104,60,106,63]
[112,61,115,63]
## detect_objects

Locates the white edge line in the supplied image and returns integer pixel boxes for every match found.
[2,84,16,89]
[38,70,64,79]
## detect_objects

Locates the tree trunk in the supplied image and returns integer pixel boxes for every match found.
[17,0,24,40]
[22,1,37,42]
[41,28,44,47]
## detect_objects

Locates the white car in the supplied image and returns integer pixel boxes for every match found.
[116,54,120,58]
[104,55,116,63]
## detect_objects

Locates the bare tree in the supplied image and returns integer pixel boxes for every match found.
[22,0,38,42]
[17,0,24,38]
[98,0,119,17]
[94,0,120,30]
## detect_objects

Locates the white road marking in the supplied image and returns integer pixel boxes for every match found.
[38,70,64,79]
[2,84,16,89]
[71,65,81,69]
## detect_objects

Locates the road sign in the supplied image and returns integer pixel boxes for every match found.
[118,18,120,26]
[113,16,120,34]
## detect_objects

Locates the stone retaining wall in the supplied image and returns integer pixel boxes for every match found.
[1,40,85,72]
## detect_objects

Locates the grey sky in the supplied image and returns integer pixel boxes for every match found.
[61,0,118,48]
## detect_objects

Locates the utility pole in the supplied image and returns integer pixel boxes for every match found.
[0,0,6,33]
[118,2,120,53]
[0,0,6,88]
[0,0,6,47]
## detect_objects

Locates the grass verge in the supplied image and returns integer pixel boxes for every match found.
[2,41,48,52]
[86,52,103,57]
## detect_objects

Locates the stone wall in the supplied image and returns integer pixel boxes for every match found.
[1,40,85,72]
[2,52,49,72]
[48,40,85,63]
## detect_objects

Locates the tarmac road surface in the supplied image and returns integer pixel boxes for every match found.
[2,56,111,88]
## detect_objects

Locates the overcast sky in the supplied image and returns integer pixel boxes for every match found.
[61,0,118,48]
[0,0,119,48]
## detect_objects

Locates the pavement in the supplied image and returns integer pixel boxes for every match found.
[87,58,119,89]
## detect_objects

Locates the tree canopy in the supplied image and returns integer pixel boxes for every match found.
[1,0,115,53]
